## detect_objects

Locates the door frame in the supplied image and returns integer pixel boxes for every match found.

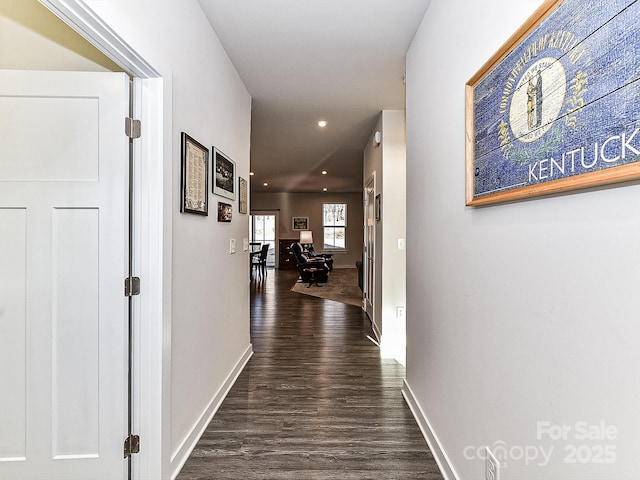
[364,173,377,335]
[39,1,169,478]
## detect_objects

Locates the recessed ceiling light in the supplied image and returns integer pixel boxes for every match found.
[317,120,328,127]
[263,182,268,186]
[323,188,328,192]
[249,171,254,176]
[321,170,327,175]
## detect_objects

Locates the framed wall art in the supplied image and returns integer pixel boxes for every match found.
[217,202,232,222]
[180,132,209,215]
[466,0,640,206]
[292,216,308,230]
[238,176,248,214]
[212,147,236,200]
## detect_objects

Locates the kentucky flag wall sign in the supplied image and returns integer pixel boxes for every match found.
[466,0,640,206]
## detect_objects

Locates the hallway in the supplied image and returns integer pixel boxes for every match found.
[177,269,443,479]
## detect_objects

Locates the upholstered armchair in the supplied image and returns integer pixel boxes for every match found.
[290,242,330,284]
[305,244,334,271]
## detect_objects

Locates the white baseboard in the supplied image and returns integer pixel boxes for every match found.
[170,344,254,479]
[402,379,459,480]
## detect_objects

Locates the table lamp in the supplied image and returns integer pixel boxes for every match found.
[299,230,313,248]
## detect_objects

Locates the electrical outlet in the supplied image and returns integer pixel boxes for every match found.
[396,306,406,319]
[486,447,500,480]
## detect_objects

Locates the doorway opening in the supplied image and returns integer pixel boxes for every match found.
[250,214,277,267]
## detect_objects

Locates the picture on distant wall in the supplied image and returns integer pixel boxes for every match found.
[213,147,236,200]
[465,0,640,206]
[292,216,308,230]
[217,202,232,222]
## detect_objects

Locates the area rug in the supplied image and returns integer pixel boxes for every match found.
[290,267,363,307]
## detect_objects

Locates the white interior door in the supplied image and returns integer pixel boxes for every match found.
[0,70,129,480]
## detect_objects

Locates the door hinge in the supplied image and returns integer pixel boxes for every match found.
[124,276,141,296]
[125,117,141,139]
[124,434,140,458]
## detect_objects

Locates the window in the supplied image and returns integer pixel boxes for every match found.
[323,203,346,250]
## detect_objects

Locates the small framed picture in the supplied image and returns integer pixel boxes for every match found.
[375,194,381,221]
[212,147,236,200]
[217,202,232,222]
[292,216,308,230]
[180,132,209,215]
[238,176,248,214]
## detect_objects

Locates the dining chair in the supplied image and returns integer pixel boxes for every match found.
[251,243,269,280]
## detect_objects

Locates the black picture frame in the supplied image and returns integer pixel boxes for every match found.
[180,132,209,215]
[217,202,232,222]
[292,217,309,230]
[212,147,236,200]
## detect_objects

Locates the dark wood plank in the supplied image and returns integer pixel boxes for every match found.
[177,269,443,480]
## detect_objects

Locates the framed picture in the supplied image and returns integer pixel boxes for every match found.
[465,0,640,206]
[292,216,308,230]
[238,176,248,214]
[212,147,236,200]
[180,132,208,215]
[217,202,232,222]
[375,194,381,221]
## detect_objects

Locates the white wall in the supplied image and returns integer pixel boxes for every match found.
[405,1,640,479]
[80,1,252,478]
[363,111,407,364]
[381,110,406,364]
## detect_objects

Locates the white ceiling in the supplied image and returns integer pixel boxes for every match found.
[198,0,431,193]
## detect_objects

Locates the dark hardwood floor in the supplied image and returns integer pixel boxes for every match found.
[177,268,443,479]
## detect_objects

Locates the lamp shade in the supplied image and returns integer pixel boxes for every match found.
[299,230,313,244]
